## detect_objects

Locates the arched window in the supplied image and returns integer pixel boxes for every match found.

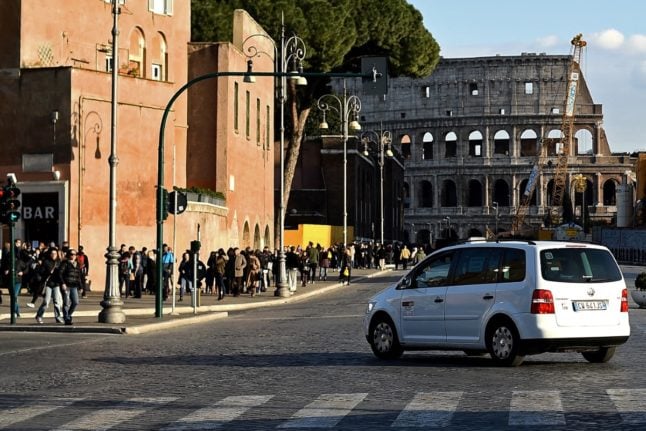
[254,224,261,250]
[242,221,251,248]
[400,135,411,159]
[441,179,457,207]
[422,132,433,160]
[468,131,483,157]
[546,129,564,156]
[520,129,538,157]
[467,179,483,206]
[603,179,617,206]
[493,130,510,155]
[128,27,145,78]
[575,129,594,155]
[493,179,510,206]
[445,132,457,158]
[151,32,168,81]
[419,180,433,207]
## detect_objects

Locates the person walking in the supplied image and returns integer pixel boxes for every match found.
[177,252,191,302]
[307,242,319,284]
[339,246,352,286]
[233,248,247,297]
[58,248,83,325]
[400,244,411,270]
[285,246,300,293]
[247,251,261,296]
[214,249,227,300]
[35,248,64,324]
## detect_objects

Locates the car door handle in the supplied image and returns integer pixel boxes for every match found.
[434,297,444,303]
[483,294,494,300]
[402,301,414,307]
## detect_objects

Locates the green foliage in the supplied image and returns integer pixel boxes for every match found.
[190,0,440,79]
[636,272,646,290]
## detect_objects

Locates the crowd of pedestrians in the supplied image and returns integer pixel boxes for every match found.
[1,237,433,324]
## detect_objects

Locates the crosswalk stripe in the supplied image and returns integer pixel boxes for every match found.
[279,393,368,428]
[161,395,273,431]
[509,390,565,426]
[392,391,462,428]
[0,398,82,429]
[51,397,176,431]
[607,389,646,424]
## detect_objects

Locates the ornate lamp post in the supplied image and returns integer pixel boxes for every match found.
[99,0,126,323]
[242,19,307,298]
[360,129,393,245]
[317,84,361,246]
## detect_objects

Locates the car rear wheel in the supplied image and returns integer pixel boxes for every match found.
[369,317,403,360]
[487,321,525,367]
[582,346,616,363]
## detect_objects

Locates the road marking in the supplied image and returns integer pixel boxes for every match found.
[0,398,82,429]
[161,395,273,430]
[392,391,462,428]
[279,393,368,428]
[52,397,176,431]
[509,390,565,426]
[608,389,646,424]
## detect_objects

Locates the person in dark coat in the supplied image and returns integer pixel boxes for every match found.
[57,248,84,325]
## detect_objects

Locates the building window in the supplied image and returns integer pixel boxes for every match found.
[234,82,239,132]
[524,82,533,94]
[469,82,478,96]
[446,110,453,117]
[152,64,162,81]
[423,86,430,98]
[245,91,250,139]
[149,0,173,15]
[105,56,113,72]
[551,107,560,114]
[499,108,505,115]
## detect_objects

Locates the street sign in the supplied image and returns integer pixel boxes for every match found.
[168,191,187,215]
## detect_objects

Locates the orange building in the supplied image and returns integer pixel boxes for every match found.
[0,3,274,285]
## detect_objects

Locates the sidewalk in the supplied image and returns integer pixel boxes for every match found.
[0,268,388,335]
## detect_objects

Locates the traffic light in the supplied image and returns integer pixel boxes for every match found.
[0,184,21,224]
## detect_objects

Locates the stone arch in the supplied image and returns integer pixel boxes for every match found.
[467,179,483,206]
[546,129,564,156]
[575,128,594,155]
[493,130,510,155]
[419,180,433,207]
[468,130,483,157]
[264,225,271,249]
[520,129,538,157]
[441,179,457,207]
[128,26,146,78]
[422,132,433,160]
[444,131,457,158]
[242,221,251,248]
[151,31,168,81]
[603,179,617,206]
[403,182,410,208]
[493,179,510,206]
[400,134,411,159]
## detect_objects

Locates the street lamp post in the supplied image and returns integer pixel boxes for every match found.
[318,84,361,246]
[444,216,451,239]
[360,129,393,245]
[492,201,499,236]
[99,0,126,324]
[242,19,306,298]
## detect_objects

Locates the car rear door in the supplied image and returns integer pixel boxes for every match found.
[540,246,624,327]
[444,247,503,344]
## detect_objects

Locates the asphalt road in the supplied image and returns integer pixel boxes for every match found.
[1,270,645,430]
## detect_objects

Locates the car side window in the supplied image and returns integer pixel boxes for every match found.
[414,252,454,288]
[453,248,502,285]
[500,248,526,282]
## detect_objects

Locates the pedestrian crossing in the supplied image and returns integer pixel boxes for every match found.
[0,389,644,430]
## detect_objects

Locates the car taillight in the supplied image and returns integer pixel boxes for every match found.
[531,289,555,314]
[621,288,629,312]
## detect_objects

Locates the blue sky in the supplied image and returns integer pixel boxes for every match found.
[408,0,646,153]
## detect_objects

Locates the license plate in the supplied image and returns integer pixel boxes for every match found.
[573,300,607,311]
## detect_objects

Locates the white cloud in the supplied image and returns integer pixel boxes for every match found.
[590,29,625,50]
[628,34,646,53]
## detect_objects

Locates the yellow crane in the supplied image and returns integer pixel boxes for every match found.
[511,34,587,235]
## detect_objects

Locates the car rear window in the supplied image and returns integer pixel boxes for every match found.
[540,248,622,283]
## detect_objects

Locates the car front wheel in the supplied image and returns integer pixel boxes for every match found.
[369,317,404,360]
[582,346,616,363]
[487,321,525,367]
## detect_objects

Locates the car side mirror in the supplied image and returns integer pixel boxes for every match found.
[397,277,412,290]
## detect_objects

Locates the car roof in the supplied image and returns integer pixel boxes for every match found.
[439,239,608,252]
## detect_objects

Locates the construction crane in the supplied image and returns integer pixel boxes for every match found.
[511,34,587,235]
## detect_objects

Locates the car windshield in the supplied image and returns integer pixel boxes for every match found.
[540,248,622,283]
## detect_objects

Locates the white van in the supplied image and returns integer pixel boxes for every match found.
[364,240,630,366]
